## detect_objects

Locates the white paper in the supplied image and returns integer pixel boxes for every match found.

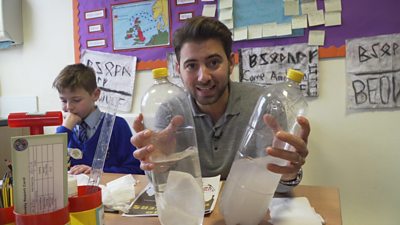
[345,33,400,109]
[219,8,232,21]
[308,10,325,27]
[80,49,137,112]
[85,9,105,20]
[301,0,317,14]
[292,15,308,29]
[233,27,248,41]
[219,0,233,9]
[202,4,216,17]
[324,0,342,12]
[325,11,342,26]
[248,24,263,39]
[284,0,300,16]
[308,30,325,46]
[87,39,106,48]
[276,22,292,36]
[262,22,277,37]
[221,19,234,29]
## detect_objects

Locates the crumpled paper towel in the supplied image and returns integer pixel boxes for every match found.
[71,174,137,213]
[269,197,325,225]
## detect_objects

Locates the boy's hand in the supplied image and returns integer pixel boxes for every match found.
[63,112,82,130]
[69,164,92,175]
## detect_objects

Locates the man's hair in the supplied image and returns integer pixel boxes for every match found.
[173,16,233,62]
[53,63,97,94]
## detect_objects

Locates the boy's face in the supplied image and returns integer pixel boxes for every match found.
[58,87,100,119]
[175,38,234,107]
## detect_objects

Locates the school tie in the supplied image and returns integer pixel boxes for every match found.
[78,121,88,142]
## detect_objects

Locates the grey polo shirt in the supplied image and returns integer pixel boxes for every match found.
[190,81,294,192]
[155,81,297,192]
[189,81,266,179]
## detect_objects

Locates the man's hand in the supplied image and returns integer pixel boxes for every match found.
[264,115,310,181]
[131,114,184,171]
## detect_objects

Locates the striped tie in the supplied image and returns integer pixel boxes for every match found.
[78,121,88,142]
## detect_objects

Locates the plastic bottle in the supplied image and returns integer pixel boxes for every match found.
[140,68,204,225]
[219,69,307,225]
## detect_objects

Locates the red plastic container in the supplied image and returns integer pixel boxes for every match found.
[14,205,70,225]
[0,206,15,225]
[8,111,63,135]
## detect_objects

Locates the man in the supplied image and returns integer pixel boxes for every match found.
[132,16,310,192]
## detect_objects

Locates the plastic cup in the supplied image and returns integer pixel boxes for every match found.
[0,206,15,225]
[68,185,103,225]
[14,205,69,225]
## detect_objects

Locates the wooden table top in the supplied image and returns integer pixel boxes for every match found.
[102,173,342,225]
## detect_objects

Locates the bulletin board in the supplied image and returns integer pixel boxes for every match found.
[73,0,400,70]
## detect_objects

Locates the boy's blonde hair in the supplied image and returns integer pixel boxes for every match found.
[53,63,97,94]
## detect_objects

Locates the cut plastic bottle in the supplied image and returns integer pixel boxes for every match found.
[140,68,204,225]
[219,69,307,225]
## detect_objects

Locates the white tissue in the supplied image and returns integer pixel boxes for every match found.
[67,175,78,197]
[269,197,325,225]
[102,174,137,213]
[68,174,137,213]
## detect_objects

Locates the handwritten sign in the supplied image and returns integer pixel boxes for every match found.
[239,43,319,96]
[80,49,137,112]
[346,33,400,109]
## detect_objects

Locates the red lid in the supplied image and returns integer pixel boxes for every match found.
[14,205,69,225]
[68,185,102,212]
[0,206,15,223]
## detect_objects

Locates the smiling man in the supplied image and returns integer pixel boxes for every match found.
[132,16,310,193]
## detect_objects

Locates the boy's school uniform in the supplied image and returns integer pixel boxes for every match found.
[56,115,143,174]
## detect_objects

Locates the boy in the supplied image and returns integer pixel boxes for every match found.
[53,63,143,175]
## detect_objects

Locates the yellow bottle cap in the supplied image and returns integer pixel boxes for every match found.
[152,68,168,79]
[287,69,304,83]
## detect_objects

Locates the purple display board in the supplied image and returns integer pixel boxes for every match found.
[74,0,400,70]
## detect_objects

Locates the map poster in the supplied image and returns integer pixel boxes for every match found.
[111,0,170,51]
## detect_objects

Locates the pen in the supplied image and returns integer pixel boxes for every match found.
[1,171,12,208]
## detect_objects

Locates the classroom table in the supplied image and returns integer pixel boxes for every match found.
[102,173,342,225]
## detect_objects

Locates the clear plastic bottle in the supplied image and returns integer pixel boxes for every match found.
[219,69,307,225]
[140,68,204,225]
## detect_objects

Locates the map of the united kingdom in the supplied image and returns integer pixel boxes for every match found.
[112,0,169,50]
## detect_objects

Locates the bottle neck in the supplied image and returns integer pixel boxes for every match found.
[286,77,301,86]
[154,77,169,84]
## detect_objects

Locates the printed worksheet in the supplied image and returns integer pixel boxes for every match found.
[11,133,68,214]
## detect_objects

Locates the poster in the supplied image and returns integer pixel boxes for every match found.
[80,49,137,112]
[112,0,170,50]
[239,43,319,97]
[346,33,400,109]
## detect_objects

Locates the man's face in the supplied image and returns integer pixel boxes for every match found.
[59,87,100,119]
[176,39,234,107]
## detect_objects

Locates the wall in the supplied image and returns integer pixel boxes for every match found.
[0,1,399,225]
